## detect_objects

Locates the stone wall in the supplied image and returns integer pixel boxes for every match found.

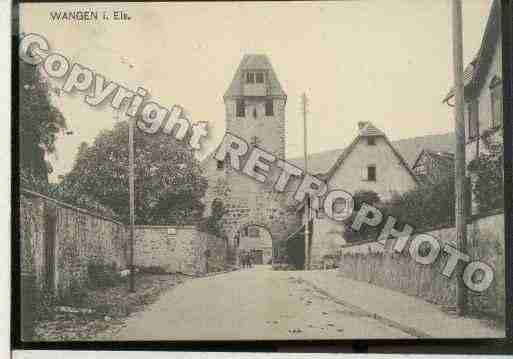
[20,189,127,297]
[20,189,210,297]
[134,226,206,276]
[338,212,505,319]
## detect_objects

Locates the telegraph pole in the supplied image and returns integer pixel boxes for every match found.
[451,0,467,315]
[302,93,310,270]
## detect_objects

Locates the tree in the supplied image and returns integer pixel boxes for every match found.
[56,120,207,225]
[199,198,227,239]
[342,190,381,243]
[19,60,67,192]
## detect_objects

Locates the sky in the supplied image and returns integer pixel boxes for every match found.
[19,1,493,181]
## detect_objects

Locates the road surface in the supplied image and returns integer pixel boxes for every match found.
[111,266,416,340]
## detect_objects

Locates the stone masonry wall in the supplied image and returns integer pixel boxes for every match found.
[338,211,505,318]
[134,226,206,276]
[20,189,127,297]
[20,189,208,298]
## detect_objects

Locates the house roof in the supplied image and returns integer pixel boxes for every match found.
[224,54,287,100]
[288,132,455,176]
[318,122,419,183]
[443,0,500,103]
[358,121,385,137]
[411,148,454,170]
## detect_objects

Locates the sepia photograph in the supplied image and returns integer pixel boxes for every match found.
[15,0,507,343]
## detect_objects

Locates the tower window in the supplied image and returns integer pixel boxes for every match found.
[367,137,375,146]
[256,72,264,84]
[265,99,274,116]
[216,160,224,170]
[246,72,255,84]
[236,99,245,117]
[367,165,376,181]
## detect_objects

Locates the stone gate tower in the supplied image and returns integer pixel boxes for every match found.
[202,54,291,263]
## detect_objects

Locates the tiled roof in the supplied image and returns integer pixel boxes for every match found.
[443,0,500,103]
[224,54,287,99]
[359,122,385,137]
[288,132,455,175]
[320,122,418,183]
[442,62,476,102]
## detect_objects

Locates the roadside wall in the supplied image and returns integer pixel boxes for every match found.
[134,226,206,276]
[20,189,127,297]
[338,212,505,318]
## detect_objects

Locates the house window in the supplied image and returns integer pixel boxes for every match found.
[467,99,479,140]
[367,165,376,181]
[490,77,502,129]
[256,72,265,84]
[216,160,224,170]
[265,99,274,116]
[236,99,245,117]
[246,72,255,84]
[367,137,376,146]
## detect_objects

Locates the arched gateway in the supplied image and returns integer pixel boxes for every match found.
[201,54,295,265]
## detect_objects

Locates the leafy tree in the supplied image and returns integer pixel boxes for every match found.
[199,198,227,239]
[343,190,381,243]
[19,60,67,191]
[386,174,455,230]
[56,120,207,225]
[343,175,456,243]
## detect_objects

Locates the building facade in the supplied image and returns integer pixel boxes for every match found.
[443,0,502,214]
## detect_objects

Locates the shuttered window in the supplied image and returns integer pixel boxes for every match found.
[367,165,376,181]
[265,99,274,116]
[490,78,503,129]
[467,99,479,140]
[236,99,245,118]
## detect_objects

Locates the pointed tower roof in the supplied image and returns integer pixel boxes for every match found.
[224,54,287,100]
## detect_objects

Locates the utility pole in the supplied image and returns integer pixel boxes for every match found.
[451,0,467,315]
[302,93,310,270]
[128,115,136,292]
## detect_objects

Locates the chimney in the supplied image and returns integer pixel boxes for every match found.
[358,121,367,130]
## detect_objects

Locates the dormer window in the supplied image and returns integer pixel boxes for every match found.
[367,137,376,146]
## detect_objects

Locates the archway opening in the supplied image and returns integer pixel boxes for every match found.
[234,224,273,266]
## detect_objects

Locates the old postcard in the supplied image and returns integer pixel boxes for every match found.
[16,0,506,342]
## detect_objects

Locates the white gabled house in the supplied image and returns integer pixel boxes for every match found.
[292,121,419,269]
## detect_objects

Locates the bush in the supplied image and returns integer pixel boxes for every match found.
[344,178,456,243]
[87,260,120,289]
[468,148,503,212]
[58,279,90,308]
